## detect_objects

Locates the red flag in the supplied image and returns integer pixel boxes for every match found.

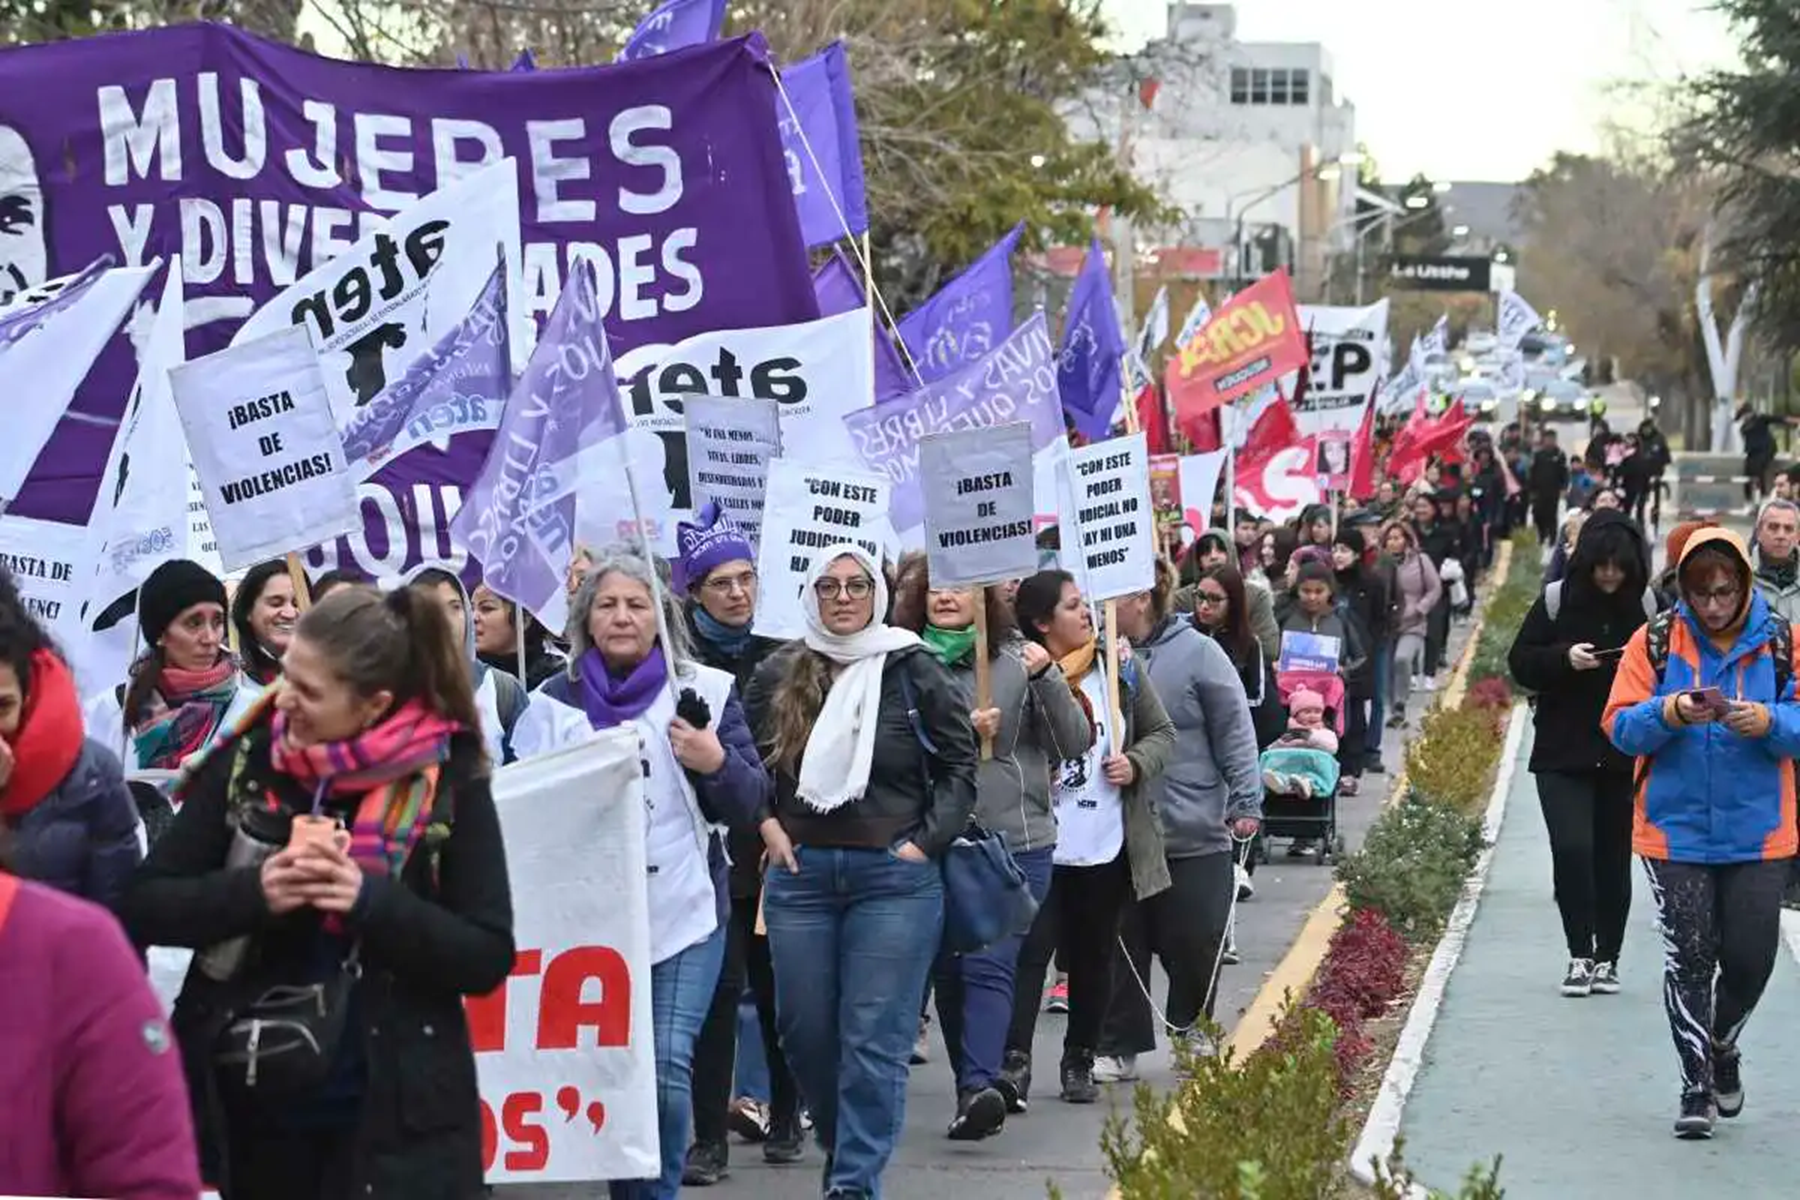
[1165,269,1308,428]
[1347,396,1377,500]
[1184,407,1222,452]
[1135,382,1171,455]
[1391,410,1475,486]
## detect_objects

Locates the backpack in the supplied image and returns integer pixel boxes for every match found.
[1543,579,1659,625]
[1632,606,1794,699]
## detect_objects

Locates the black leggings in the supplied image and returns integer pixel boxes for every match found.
[1643,858,1787,1094]
[1008,854,1131,1061]
[1535,770,1635,962]
[690,893,799,1146]
[1098,851,1235,1057]
[223,1126,356,1199]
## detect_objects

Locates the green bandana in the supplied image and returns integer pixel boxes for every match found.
[922,623,978,667]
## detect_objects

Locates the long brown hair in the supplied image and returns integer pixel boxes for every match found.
[888,551,1018,652]
[296,587,487,771]
[1197,564,1255,667]
[759,648,831,777]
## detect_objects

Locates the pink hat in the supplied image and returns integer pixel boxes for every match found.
[1290,688,1325,714]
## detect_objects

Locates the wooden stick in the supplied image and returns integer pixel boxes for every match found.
[1103,599,1123,748]
[285,552,312,612]
[973,596,993,761]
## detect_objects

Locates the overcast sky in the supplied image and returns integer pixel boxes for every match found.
[1103,0,1739,182]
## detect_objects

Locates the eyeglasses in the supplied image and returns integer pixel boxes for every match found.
[1690,585,1741,605]
[1195,592,1228,607]
[703,570,758,597]
[814,577,874,601]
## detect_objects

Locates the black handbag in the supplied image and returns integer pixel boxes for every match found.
[213,943,361,1100]
[898,670,1041,954]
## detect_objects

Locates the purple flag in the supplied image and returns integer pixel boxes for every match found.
[511,49,537,71]
[895,222,1024,385]
[0,26,815,562]
[0,257,112,352]
[812,250,914,399]
[1057,237,1126,441]
[844,312,1062,532]
[620,0,726,61]
[778,42,868,248]
[337,263,510,475]
[452,261,625,628]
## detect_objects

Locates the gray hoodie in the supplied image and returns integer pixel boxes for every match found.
[941,645,1094,854]
[1135,615,1262,858]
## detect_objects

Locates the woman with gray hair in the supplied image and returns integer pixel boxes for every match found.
[511,544,776,1200]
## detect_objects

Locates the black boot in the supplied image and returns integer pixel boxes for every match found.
[1060,1049,1098,1104]
[681,1140,728,1186]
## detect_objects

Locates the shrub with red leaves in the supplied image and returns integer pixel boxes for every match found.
[1464,676,1515,724]
[1290,908,1412,1092]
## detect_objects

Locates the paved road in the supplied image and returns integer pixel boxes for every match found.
[1398,721,1800,1197]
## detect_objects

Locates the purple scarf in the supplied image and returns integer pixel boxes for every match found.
[578,645,668,729]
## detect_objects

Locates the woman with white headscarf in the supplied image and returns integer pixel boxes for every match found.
[743,544,978,1197]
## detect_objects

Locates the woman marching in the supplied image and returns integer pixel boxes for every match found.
[1508,509,1655,998]
[513,544,773,1199]
[1604,528,1800,1139]
[890,553,1093,1140]
[86,559,263,772]
[231,560,309,687]
[744,544,978,1196]
[120,584,515,1198]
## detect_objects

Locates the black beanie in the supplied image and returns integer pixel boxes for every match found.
[139,559,227,646]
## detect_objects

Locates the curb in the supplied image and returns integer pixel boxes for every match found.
[1347,702,1528,1193]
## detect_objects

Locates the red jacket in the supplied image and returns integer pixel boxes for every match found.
[0,872,201,1198]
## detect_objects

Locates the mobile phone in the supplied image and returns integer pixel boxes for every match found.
[1686,687,1729,716]
[1590,646,1626,661]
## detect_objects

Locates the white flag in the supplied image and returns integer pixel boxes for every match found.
[1175,294,1213,349]
[1137,286,1170,360]
[1419,315,1449,360]
[1498,291,1543,350]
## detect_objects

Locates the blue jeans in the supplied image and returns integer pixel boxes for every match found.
[765,846,944,1198]
[933,845,1055,1091]
[734,991,771,1103]
[610,925,726,1200]
[1366,642,1391,755]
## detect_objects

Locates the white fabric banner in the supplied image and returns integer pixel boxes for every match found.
[1176,450,1227,538]
[753,458,889,640]
[684,396,780,547]
[82,260,192,691]
[1288,299,1389,438]
[919,423,1038,588]
[0,264,156,509]
[1497,291,1543,351]
[232,159,526,424]
[1060,433,1155,602]
[172,326,361,571]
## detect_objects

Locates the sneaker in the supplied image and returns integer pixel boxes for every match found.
[997,1049,1032,1113]
[946,1086,1007,1141]
[1674,1090,1715,1139]
[1386,712,1407,730]
[683,1141,729,1186]
[1714,1046,1744,1118]
[1059,1051,1099,1104]
[1366,759,1387,775]
[1340,777,1360,797]
[1235,864,1255,902]
[1044,979,1069,1013]
[1591,961,1621,995]
[911,1018,931,1065]
[1221,933,1240,965]
[727,1097,770,1143]
[1286,839,1316,858]
[1411,673,1425,690]
[1092,1054,1138,1083]
[1422,675,1438,692]
[1560,958,1596,997]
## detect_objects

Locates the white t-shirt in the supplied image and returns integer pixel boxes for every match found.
[1053,670,1124,867]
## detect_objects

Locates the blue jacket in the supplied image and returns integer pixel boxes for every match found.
[1605,534,1800,864]
[6,739,142,908]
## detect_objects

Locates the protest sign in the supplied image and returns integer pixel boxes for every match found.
[1279,630,1341,675]
[754,458,888,640]
[0,515,88,681]
[1061,433,1155,602]
[685,396,779,546]
[918,423,1037,588]
[1165,269,1307,427]
[172,326,360,571]
[844,312,1065,538]
[1149,454,1183,532]
[1287,300,1389,438]
[1315,433,1351,490]
[1,26,817,546]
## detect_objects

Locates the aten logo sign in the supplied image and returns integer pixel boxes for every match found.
[1388,256,1494,293]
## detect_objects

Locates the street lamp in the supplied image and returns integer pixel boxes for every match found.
[1227,152,1363,285]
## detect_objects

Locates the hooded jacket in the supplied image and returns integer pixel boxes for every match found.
[1509,509,1654,775]
[1175,533,1281,662]
[1385,523,1442,638]
[395,566,527,765]
[1605,528,1800,863]
[1135,615,1262,858]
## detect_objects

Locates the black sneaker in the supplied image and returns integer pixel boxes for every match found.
[764,1113,805,1165]
[1591,961,1620,995]
[1060,1051,1099,1104]
[1675,1090,1715,1139]
[997,1049,1032,1113]
[947,1086,1007,1140]
[1560,958,1595,997]
[682,1141,728,1186]
[1714,1046,1744,1118]
[1366,759,1387,775]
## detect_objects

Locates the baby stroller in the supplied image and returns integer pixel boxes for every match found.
[1260,669,1346,865]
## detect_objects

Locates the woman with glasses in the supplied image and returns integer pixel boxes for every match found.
[674,505,805,1183]
[743,545,978,1198]
[1605,528,1800,1139]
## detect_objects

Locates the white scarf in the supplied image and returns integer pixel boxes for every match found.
[796,544,921,812]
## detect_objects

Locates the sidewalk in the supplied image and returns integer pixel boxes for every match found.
[1395,721,1800,1197]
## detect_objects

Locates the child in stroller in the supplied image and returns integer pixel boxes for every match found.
[1260,687,1341,799]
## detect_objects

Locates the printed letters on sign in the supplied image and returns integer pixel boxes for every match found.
[753,459,889,640]
[1059,433,1155,602]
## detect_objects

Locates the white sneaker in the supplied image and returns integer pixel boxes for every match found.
[1422,675,1438,692]
[1092,1054,1138,1083]
[1411,673,1425,690]
[1235,864,1255,902]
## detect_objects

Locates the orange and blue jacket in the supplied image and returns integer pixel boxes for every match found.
[1604,547,1800,864]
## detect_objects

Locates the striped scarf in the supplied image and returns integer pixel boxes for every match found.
[131,659,239,770]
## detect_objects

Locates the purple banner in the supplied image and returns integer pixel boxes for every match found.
[895,221,1023,384]
[778,42,867,248]
[0,23,816,557]
[843,311,1061,531]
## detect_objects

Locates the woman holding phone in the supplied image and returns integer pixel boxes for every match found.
[1508,510,1655,999]
[1605,527,1800,1140]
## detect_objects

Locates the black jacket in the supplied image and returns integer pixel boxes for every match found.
[120,725,514,1198]
[1413,518,1463,571]
[1528,447,1569,501]
[4,738,141,908]
[1332,566,1385,698]
[1507,510,1653,775]
[744,644,978,859]
[688,618,787,899]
